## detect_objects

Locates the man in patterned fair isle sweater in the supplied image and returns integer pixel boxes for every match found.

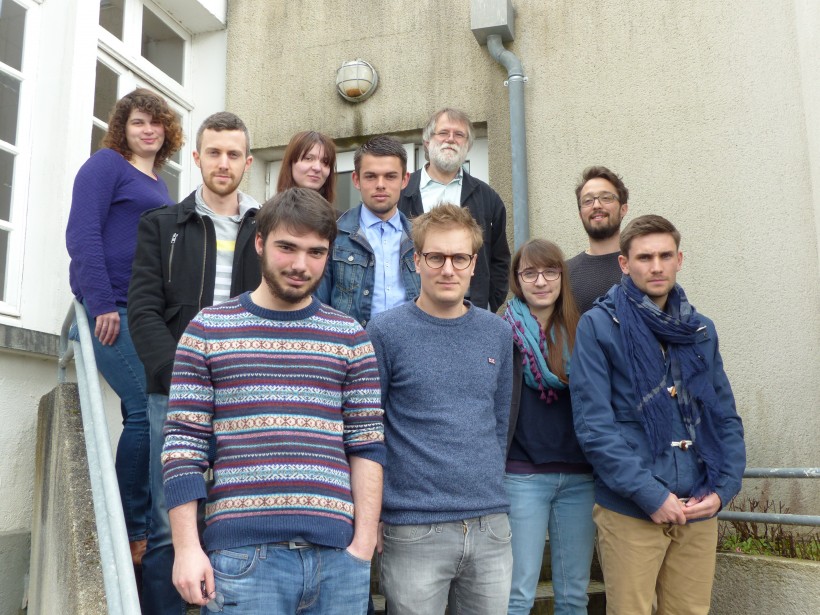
[161,187,385,615]
[567,166,630,314]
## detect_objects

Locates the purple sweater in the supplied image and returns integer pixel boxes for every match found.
[66,148,170,317]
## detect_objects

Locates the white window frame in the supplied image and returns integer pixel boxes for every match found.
[0,0,39,316]
[264,139,489,203]
[95,0,194,201]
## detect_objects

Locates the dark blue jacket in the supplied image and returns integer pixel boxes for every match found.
[570,286,745,521]
[315,204,420,327]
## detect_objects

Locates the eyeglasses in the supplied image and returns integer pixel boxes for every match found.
[580,192,619,209]
[433,130,468,142]
[420,252,475,270]
[518,269,561,283]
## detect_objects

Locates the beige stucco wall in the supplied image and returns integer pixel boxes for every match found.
[226,1,820,513]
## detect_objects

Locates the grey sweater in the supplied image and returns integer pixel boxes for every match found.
[367,301,513,525]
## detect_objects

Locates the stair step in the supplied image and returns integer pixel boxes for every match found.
[541,538,604,582]
[529,580,607,615]
[189,584,607,615]
[372,580,606,615]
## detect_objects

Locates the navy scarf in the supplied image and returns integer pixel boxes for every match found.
[615,276,725,496]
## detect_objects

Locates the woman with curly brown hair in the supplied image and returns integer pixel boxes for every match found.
[66,88,183,567]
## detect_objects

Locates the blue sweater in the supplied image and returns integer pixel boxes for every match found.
[66,148,170,317]
[367,301,513,525]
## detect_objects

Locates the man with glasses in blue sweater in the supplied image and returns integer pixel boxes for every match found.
[367,204,514,615]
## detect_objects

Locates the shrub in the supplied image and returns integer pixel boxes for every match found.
[718,497,819,561]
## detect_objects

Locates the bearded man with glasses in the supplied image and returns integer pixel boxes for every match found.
[567,166,631,313]
[367,204,514,615]
[399,108,511,313]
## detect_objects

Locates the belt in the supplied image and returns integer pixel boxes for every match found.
[273,540,312,550]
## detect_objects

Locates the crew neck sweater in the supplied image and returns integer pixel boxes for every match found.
[162,293,385,551]
[507,384,591,473]
[67,148,170,316]
[366,301,513,525]
[567,251,622,314]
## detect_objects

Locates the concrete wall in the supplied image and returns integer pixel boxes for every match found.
[225,0,820,513]
[0,336,128,612]
[712,552,820,614]
[0,351,63,615]
[27,384,106,615]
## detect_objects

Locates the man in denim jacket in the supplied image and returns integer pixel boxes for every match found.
[571,215,745,614]
[316,136,420,327]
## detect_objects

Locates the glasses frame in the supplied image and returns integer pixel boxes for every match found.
[579,192,619,209]
[432,129,468,142]
[517,269,562,283]
[419,252,476,270]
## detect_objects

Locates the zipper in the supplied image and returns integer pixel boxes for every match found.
[232,214,251,296]
[198,217,208,309]
[167,233,178,283]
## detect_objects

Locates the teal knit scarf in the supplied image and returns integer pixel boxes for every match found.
[504,297,568,402]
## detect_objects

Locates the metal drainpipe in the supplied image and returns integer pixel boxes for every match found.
[486,33,529,251]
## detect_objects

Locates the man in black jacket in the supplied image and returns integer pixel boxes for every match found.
[398,108,510,312]
[128,112,260,615]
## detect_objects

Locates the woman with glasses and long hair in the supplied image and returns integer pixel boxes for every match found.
[502,239,595,615]
[66,88,183,567]
[277,130,337,205]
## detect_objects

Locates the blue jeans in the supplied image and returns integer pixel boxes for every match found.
[504,473,596,615]
[72,304,150,541]
[380,514,513,615]
[141,393,187,615]
[204,542,370,614]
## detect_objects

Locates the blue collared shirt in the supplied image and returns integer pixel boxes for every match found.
[360,206,406,316]
[419,165,463,213]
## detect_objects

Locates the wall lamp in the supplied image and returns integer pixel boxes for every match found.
[335,59,379,103]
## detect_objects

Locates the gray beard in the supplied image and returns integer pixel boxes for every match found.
[430,149,466,175]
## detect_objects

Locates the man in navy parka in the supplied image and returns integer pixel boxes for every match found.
[570,214,745,615]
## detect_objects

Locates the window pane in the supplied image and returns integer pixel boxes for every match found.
[0,71,20,145]
[99,0,124,40]
[142,7,184,84]
[0,228,7,301]
[335,171,357,212]
[0,0,26,71]
[0,148,13,221]
[90,123,107,156]
[94,61,119,122]
[158,165,180,202]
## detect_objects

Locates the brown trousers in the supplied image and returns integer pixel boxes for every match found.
[594,504,718,615]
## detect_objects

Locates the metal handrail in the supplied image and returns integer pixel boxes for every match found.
[58,299,141,615]
[717,468,820,527]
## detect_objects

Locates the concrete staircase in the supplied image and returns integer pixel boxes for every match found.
[371,538,606,614]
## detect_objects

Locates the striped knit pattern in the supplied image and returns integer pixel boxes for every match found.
[162,292,385,551]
